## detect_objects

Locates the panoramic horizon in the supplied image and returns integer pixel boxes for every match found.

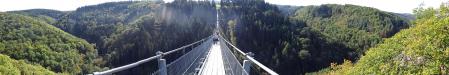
[0,0,447,13]
[1,0,449,74]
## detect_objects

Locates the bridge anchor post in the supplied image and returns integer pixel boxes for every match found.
[243,52,254,75]
[157,51,167,75]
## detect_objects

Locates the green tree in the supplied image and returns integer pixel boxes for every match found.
[0,54,56,75]
[0,13,101,74]
[332,3,449,74]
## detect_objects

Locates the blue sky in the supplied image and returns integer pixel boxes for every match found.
[0,0,447,13]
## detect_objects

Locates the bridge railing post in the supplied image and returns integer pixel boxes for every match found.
[243,52,254,75]
[157,51,167,75]
[182,48,185,54]
[192,43,195,50]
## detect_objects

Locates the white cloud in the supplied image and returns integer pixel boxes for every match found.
[0,0,447,13]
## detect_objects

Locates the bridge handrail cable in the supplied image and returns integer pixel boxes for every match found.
[218,34,279,75]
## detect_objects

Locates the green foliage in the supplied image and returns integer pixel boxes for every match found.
[219,1,410,74]
[8,9,67,24]
[31,1,216,74]
[104,1,216,74]
[332,4,449,74]
[1,1,419,74]
[54,1,163,55]
[291,4,409,55]
[6,1,216,74]
[325,59,354,75]
[0,54,56,75]
[0,13,100,74]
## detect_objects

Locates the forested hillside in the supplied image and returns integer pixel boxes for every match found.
[0,54,55,75]
[0,13,101,74]
[54,1,161,55]
[8,1,216,74]
[219,0,410,74]
[328,4,449,74]
[101,1,216,74]
[8,9,67,24]
[292,4,410,55]
[2,0,438,75]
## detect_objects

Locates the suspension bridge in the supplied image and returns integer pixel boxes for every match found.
[91,33,278,75]
[91,12,278,75]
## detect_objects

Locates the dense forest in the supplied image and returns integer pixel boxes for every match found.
[326,4,449,74]
[0,54,55,74]
[1,0,448,75]
[4,0,216,74]
[9,9,67,24]
[0,13,100,74]
[218,0,410,74]
[96,1,216,74]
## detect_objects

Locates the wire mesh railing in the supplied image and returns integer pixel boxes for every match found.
[218,34,279,75]
[92,33,278,75]
[219,37,249,75]
[152,38,212,75]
